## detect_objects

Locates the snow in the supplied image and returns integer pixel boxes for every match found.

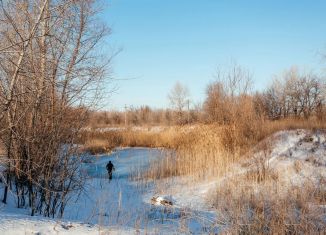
[0,147,219,234]
[0,212,124,235]
[0,129,325,234]
[262,130,326,185]
[151,195,174,206]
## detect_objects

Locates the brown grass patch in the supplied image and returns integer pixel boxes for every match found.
[213,179,326,234]
[244,168,279,183]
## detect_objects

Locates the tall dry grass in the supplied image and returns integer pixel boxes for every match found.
[213,175,326,234]
[80,126,187,154]
[144,118,325,180]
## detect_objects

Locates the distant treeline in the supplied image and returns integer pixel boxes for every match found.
[89,106,202,127]
[89,66,325,127]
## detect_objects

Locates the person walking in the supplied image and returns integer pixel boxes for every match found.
[106,161,115,180]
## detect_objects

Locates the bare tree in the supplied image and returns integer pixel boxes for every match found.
[168,81,190,124]
[168,81,190,112]
[0,0,111,217]
[213,62,253,98]
[204,63,253,124]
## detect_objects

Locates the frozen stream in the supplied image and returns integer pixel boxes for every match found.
[63,148,178,230]
[83,147,167,179]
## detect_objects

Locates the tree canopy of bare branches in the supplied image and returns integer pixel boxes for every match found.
[0,0,110,217]
[168,81,190,112]
[262,68,324,120]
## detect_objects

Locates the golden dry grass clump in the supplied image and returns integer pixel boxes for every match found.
[213,175,326,234]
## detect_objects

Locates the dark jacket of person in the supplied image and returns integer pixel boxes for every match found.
[106,161,114,172]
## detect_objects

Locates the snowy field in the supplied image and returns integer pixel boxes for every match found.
[0,129,325,234]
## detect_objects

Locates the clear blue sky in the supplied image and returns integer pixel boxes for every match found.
[101,0,326,110]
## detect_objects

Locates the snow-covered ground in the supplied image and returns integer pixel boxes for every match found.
[0,129,325,234]
[250,129,326,186]
[0,148,219,234]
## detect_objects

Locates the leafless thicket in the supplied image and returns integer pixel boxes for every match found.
[260,67,325,120]
[0,0,110,217]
